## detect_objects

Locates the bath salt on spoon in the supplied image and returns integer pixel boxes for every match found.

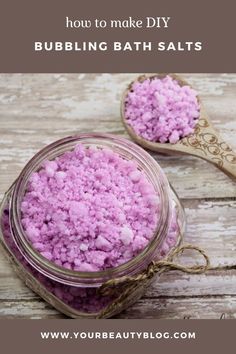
[121,73,236,180]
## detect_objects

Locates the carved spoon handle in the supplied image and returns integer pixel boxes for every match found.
[199,136,236,179]
[179,119,236,179]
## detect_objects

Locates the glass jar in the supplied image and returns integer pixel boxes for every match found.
[0,133,185,318]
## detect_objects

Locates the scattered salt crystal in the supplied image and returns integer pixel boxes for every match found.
[32,242,45,252]
[44,160,58,177]
[80,243,89,252]
[147,195,159,206]
[169,130,180,144]
[129,170,142,182]
[77,262,98,272]
[95,235,111,250]
[120,226,134,245]
[26,226,40,242]
[41,251,53,261]
[55,171,67,181]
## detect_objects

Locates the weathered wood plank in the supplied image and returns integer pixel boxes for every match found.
[0,300,64,319]
[1,297,235,319]
[1,269,236,301]
[1,74,236,199]
[0,74,236,318]
[0,200,235,301]
[116,297,236,319]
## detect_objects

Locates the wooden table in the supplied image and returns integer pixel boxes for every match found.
[0,73,236,319]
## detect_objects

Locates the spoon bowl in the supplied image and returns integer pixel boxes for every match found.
[121,73,236,179]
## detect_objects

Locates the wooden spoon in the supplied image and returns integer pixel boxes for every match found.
[121,73,236,180]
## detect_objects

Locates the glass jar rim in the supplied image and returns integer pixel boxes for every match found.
[10,133,172,286]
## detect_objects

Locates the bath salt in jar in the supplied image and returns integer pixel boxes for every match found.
[0,134,208,318]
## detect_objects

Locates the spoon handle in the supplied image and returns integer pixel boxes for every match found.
[201,139,236,179]
[180,120,236,179]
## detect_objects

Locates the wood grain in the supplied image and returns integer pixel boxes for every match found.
[0,73,236,318]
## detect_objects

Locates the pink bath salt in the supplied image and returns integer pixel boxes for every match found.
[55,171,67,182]
[44,160,58,177]
[124,75,200,144]
[120,226,134,245]
[2,201,179,314]
[41,251,53,261]
[129,170,142,182]
[95,235,112,251]
[79,243,89,252]
[21,144,160,271]
[25,226,40,242]
[33,242,45,252]
[76,262,98,272]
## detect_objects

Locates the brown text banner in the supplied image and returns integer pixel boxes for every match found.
[0,319,234,354]
[0,0,235,72]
